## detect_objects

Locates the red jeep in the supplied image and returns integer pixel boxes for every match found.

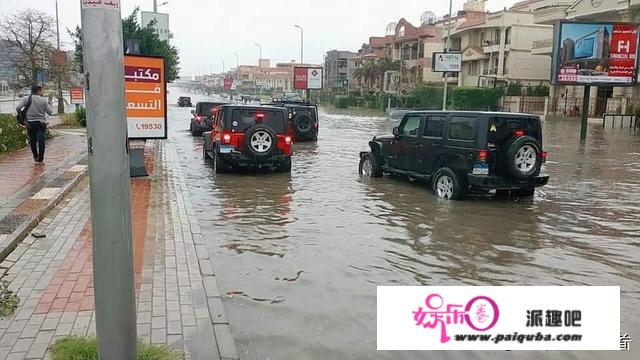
[203,105,293,173]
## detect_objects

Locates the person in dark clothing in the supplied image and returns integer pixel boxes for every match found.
[15,85,53,164]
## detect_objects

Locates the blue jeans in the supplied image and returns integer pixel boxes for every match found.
[27,121,46,162]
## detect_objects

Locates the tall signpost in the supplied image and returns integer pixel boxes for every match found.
[80,1,137,359]
[551,21,640,142]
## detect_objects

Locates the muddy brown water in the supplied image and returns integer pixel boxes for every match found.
[168,89,639,359]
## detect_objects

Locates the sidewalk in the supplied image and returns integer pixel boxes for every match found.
[0,141,237,359]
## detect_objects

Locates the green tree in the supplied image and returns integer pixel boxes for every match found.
[70,7,180,81]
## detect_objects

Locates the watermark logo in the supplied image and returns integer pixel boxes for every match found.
[412,294,499,343]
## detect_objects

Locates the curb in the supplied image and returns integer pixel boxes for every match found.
[0,162,88,262]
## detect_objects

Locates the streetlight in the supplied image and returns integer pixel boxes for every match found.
[234,52,239,70]
[153,1,169,12]
[294,25,303,64]
[442,0,453,111]
[221,58,225,74]
[254,43,262,67]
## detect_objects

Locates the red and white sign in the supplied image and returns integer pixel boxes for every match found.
[69,87,84,104]
[124,55,167,139]
[608,24,638,77]
[294,67,323,90]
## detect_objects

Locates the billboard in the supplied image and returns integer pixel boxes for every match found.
[124,55,167,139]
[224,77,234,90]
[294,67,323,90]
[552,21,640,85]
[70,87,84,104]
[141,11,170,41]
[432,52,462,72]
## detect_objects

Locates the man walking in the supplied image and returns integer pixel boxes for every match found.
[15,85,53,164]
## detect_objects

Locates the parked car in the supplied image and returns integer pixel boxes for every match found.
[178,96,193,107]
[358,111,549,200]
[190,101,228,136]
[203,105,293,173]
[265,100,318,142]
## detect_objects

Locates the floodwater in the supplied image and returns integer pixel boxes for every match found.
[167,88,640,359]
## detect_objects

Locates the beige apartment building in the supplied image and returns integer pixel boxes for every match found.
[533,0,640,116]
[446,0,553,88]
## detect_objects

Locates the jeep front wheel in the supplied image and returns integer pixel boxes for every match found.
[432,167,467,200]
[359,152,383,178]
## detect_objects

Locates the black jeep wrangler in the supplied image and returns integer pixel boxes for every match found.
[190,101,227,136]
[203,105,293,173]
[178,96,193,107]
[266,100,318,142]
[359,111,549,200]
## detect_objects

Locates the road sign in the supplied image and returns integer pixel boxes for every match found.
[432,52,462,72]
[124,54,167,139]
[70,87,84,104]
[294,67,323,90]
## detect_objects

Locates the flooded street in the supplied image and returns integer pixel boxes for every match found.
[167,88,640,359]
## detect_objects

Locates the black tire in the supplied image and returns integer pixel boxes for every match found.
[293,114,314,136]
[512,187,535,197]
[245,125,277,158]
[278,157,292,173]
[203,145,211,160]
[504,136,542,180]
[214,150,229,173]
[359,152,383,178]
[432,167,467,200]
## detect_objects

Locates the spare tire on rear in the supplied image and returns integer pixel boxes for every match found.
[245,124,276,158]
[503,135,542,180]
[293,113,314,135]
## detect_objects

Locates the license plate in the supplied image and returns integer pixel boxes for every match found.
[219,146,234,154]
[473,163,489,175]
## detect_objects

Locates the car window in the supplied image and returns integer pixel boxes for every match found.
[423,116,445,138]
[401,115,421,137]
[230,109,286,133]
[449,116,476,141]
[487,117,540,146]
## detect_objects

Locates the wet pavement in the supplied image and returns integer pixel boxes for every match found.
[166,87,640,359]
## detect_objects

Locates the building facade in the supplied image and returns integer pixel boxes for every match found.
[324,50,357,92]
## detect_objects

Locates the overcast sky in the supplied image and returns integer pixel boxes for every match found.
[1,0,519,76]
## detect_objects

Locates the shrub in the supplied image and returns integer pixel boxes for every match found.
[0,114,28,155]
[449,87,503,111]
[505,81,523,96]
[75,107,87,127]
[334,96,350,109]
[411,86,443,109]
[0,279,20,318]
[48,336,181,360]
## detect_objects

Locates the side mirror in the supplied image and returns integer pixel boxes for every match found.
[393,127,400,137]
[191,109,196,115]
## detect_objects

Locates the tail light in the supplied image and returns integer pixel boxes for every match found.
[285,136,292,145]
[195,116,203,123]
[222,134,231,144]
[314,121,319,129]
[477,150,488,162]
[540,151,548,163]
[514,129,525,137]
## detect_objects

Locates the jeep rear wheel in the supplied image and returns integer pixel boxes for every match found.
[278,157,292,173]
[359,152,383,178]
[432,167,467,200]
[512,187,535,197]
[504,136,542,180]
[214,151,229,173]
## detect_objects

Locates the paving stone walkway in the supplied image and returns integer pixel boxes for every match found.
[0,141,237,359]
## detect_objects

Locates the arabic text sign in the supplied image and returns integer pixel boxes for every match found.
[124,55,167,139]
[553,22,640,85]
[81,0,120,10]
[70,87,84,104]
[432,52,462,72]
[378,286,619,350]
[293,67,323,90]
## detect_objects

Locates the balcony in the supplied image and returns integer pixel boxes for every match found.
[482,40,509,54]
[531,38,553,55]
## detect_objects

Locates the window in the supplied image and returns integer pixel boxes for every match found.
[401,115,421,137]
[424,116,445,138]
[399,26,405,37]
[449,116,476,141]
[230,109,286,133]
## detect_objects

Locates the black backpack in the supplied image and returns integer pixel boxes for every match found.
[17,95,33,126]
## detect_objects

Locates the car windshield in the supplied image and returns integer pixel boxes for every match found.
[487,117,541,147]
[229,109,286,133]
[196,102,224,116]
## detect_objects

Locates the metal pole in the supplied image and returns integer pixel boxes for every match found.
[580,85,591,142]
[442,0,453,111]
[153,0,157,12]
[55,0,64,114]
[80,2,137,359]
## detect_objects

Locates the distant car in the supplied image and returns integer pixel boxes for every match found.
[203,105,292,173]
[359,111,549,200]
[178,96,193,107]
[265,100,318,142]
[190,101,228,136]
